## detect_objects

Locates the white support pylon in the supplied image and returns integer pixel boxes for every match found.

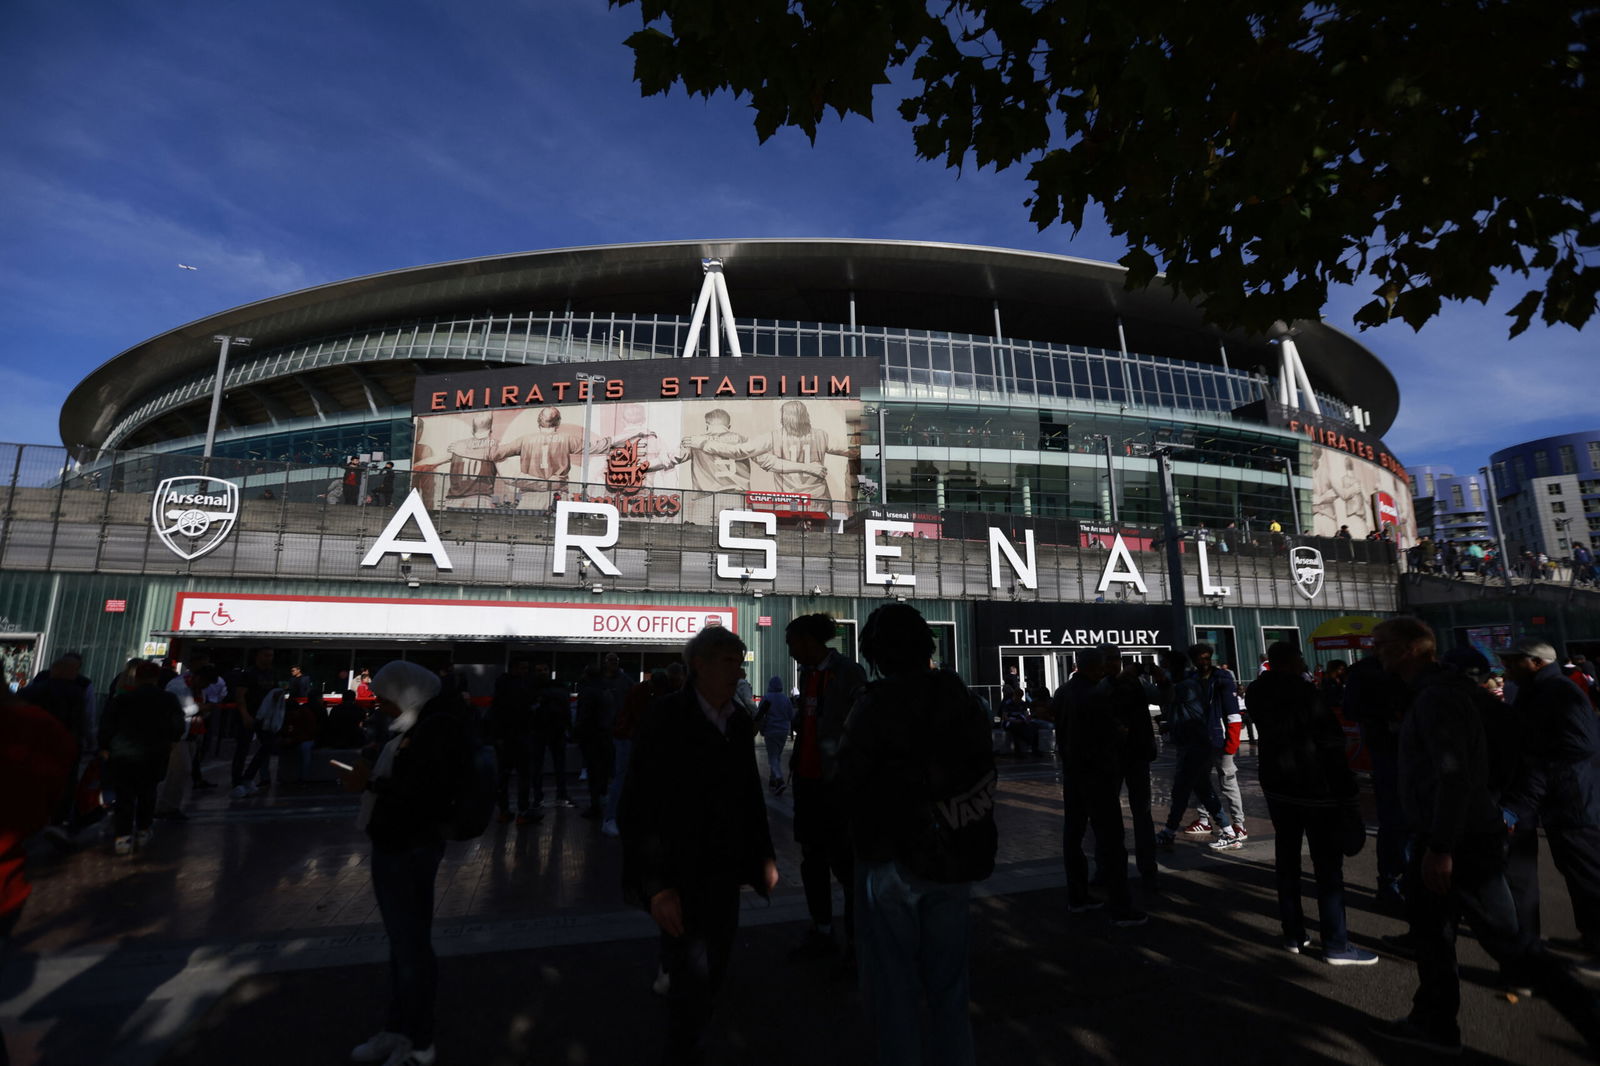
[681,258,742,358]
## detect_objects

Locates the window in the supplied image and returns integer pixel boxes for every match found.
[1560,445,1576,474]
[1548,482,1563,495]
[1552,502,1567,513]
[1470,484,1482,508]
[1451,485,1464,509]
[1590,441,1600,470]
[1534,450,1550,477]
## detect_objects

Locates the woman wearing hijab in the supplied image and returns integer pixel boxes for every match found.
[340,661,465,1066]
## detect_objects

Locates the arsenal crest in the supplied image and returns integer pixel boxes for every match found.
[151,476,240,561]
[1289,545,1325,601]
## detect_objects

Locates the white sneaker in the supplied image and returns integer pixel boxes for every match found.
[601,819,620,837]
[229,784,250,799]
[1209,829,1243,851]
[385,1044,433,1066]
[114,835,134,856]
[652,966,671,995]
[350,1031,407,1063]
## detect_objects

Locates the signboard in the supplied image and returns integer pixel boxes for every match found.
[410,358,875,524]
[1290,545,1326,600]
[151,476,240,561]
[971,602,1174,686]
[1374,490,1399,526]
[172,593,736,644]
[104,600,127,613]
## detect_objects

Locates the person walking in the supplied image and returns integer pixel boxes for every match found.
[784,613,869,962]
[1497,638,1600,977]
[1053,645,1147,927]
[574,665,614,820]
[1246,642,1377,964]
[98,662,185,856]
[1369,617,1600,1056]
[1154,650,1227,846]
[755,676,795,794]
[840,603,994,1066]
[529,664,573,808]
[1189,643,1248,849]
[619,626,777,1066]
[341,661,464,1066]
[488,660,539,826]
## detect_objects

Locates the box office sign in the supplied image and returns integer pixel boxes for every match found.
[173,593,736,643]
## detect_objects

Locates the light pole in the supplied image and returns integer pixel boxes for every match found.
[203,334,252,460]
[1480,464,1515,589]
[575,371,609,493]
[1154,446,1187,648]
[1277,455,1303,536]
[1088,433,1119,525]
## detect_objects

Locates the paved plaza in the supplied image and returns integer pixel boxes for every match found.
[3,742,1596,1066]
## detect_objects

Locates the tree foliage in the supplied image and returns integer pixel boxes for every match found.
[614,1,1598,337]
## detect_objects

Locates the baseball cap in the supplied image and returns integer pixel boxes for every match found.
[1496,637,1557,663]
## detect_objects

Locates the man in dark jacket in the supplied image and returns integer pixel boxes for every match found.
[839,604,991,1066]
[1246,642,1375,964]
[341,660,462,1066]
[529,663,572,808]
[1154,650,1225,846]
[1498,637,1600,977]
[488,660,539,826]
[1052,645,1147,927]
[619,625,777,1066]
[784,613,869,960]
[98,662,185,856]
[1370,617,1600,1056]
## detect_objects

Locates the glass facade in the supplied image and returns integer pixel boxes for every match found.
[107,310,1356,451]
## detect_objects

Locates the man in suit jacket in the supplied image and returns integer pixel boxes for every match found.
[619,625,778,1065]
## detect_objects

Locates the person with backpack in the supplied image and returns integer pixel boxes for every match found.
[1189,642,1249,850]
[1154,650,1227,847]
[754,675,795,793]
[1497,638,1600,980]
[1369,617,1600,1057]
[339,660,465,1066]
[839,603,994,1066]
[98,662,186,856]
[1246,642,1377,965]
[618,625,777,1066]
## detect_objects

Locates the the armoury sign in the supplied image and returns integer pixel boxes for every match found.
[151,477,240,560]
[409,358,875,524]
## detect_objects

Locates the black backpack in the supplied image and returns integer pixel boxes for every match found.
[895,676,1000,884]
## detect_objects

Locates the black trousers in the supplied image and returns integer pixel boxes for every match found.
[792,776,854,940]
[1123,759,1157,881]
[110,760,160,836]
[1506,822,1600,953]
[660,882,741,1065]
[1062,765,1130,907]
[530,733,569,802]
[1407,835,1600,1050]
[495,736,533,812]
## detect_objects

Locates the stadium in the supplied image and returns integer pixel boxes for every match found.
[2,239,1411,699]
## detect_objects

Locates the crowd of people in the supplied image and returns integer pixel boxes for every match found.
[4,611,1600,1064]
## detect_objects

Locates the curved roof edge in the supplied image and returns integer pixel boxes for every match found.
[62,238,1401,447]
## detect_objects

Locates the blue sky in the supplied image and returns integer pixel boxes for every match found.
[1,0,1593,477]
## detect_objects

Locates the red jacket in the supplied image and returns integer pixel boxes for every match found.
[2,699,79,915]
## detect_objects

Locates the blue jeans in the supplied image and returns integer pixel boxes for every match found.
[855,860,975,1066]
[1164,743,1223,832]
[370,840,446,1049]
[1266,800,1350,950]
[604,738,632,823]
[762,733,788,783]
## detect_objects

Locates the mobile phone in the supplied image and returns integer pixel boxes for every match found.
[328,759,354,772]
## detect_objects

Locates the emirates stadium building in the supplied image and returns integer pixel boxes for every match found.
[1,239,1411,700]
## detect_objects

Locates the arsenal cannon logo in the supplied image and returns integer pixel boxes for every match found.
[1289,545,1325,601]
[151,477,240,561]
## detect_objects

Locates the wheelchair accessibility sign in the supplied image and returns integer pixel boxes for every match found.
[151,477,240,561]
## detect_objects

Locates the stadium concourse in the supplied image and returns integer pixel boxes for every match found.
[1,742,1593,1066]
